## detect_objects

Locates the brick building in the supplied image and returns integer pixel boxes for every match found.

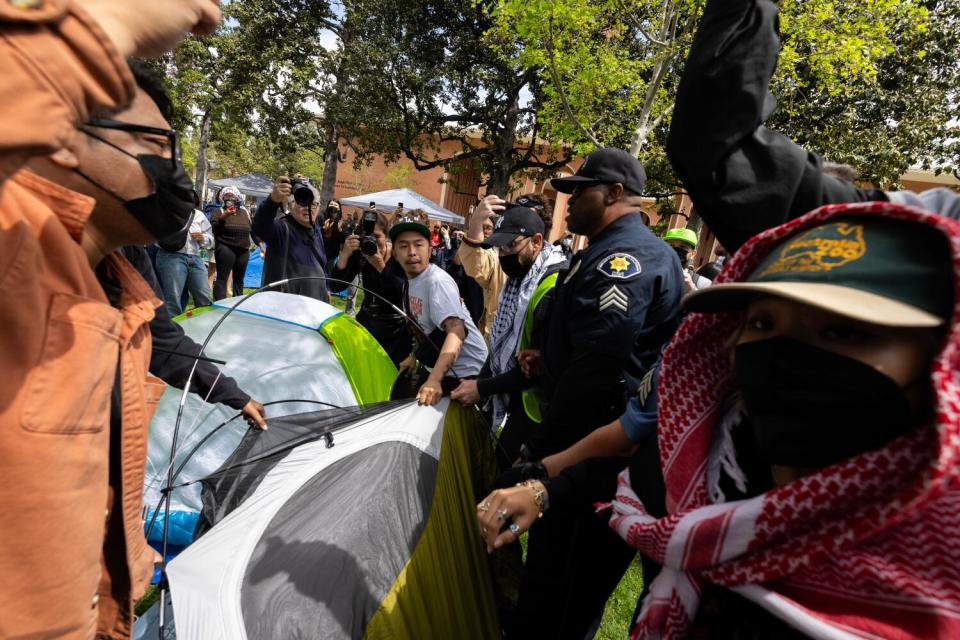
[329,138,959,266]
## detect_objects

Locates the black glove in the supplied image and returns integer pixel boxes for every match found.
[494,460,547,489]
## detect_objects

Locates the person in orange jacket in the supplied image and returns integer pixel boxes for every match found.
[0,1,220,638]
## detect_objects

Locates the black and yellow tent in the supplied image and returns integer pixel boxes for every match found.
[155,399,499,640]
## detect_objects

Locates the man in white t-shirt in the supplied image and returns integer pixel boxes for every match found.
[391,219,489,405]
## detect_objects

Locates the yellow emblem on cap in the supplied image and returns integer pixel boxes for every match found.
[761,223,866,276]
[609,256,630,272]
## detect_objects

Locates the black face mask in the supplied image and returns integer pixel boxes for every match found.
[673,245,691,267]
[499,252,531,279]
[735,337,916,469]
[75,132,195,244]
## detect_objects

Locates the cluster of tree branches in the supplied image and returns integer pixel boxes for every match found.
[157,0,959,206]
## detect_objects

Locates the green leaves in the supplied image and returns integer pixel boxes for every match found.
[490,0,958,190]
[160,0,958,195]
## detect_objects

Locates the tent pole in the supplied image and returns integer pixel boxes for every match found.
[154,276,427,639]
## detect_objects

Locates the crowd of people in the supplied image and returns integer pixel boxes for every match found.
[2,0,959,639]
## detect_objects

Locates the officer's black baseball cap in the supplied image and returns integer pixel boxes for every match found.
[482,207,544,248]
[551,148,647,195]
[685,217,954,327]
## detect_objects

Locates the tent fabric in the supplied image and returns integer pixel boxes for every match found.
[144,292,394,522]
[207,173,274,198]
[364,398,500,640]
[339,188,465,225]
[213,291,341,330]
[320,314,397,404]
[166,400,500,640]
[241,441,436,639]
[196,402,407,533]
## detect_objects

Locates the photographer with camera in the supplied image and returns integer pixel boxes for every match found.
[322,200,343,263]
[330,210,411,365]
[254,176,330,302]
[210,185,252,300]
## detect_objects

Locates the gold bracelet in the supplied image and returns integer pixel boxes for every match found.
[517,480,547,518]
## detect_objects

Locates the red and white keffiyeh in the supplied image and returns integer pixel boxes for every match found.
[606,202,960,639]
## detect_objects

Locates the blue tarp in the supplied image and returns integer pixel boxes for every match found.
[244,249,263,289]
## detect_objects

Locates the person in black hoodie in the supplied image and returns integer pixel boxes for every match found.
[98,246,267,429]
[329,211,411,365]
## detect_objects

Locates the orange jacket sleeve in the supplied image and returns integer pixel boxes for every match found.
[0,0,135,181]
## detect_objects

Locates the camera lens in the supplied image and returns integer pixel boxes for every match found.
[360,236,379,256]
[292,182,314,207]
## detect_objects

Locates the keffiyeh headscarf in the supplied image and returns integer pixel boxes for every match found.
[487,244,566,427]
[219,185,242,202]
[605,202,960,639]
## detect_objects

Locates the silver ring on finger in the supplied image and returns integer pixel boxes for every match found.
[496,508,509,521]
[509,523,521,535]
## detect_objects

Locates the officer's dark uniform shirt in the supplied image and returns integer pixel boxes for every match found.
[533,212,682,457]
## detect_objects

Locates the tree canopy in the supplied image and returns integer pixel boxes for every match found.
[491,0,958,191]
[158,0,958,203]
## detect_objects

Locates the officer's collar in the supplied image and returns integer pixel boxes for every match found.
[590,212,644,242]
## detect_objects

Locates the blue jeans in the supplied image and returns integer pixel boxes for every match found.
[155,251,212,316]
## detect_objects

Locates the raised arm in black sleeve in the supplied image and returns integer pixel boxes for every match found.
[122,247,252,411]
[666,0,886,252]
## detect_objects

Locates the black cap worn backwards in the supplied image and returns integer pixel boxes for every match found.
[551,147,647,195]
[482,207,545,248]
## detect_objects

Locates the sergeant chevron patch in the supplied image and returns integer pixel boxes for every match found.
[599,285,629,314]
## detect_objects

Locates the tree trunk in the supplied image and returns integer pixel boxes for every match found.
[485,90,521,197]
[194,109,212,199]
[686,209,704,235]
[319,124,339,208]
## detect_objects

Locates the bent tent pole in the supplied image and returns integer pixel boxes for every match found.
[156,275,428,640]
[143,398,342,543]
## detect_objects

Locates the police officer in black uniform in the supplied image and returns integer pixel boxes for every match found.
[507,148,683,639]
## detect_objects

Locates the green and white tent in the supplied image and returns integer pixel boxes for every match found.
[143,292,397,539]
[164,400,499,640]
[139,292,501,639]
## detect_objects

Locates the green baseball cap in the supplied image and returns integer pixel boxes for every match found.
[389,220,431,242]
[664,227,698,248]
[684,217,954,327]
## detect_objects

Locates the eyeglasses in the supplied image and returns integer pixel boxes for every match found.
[83,118,181,171]
[498,235,531,256]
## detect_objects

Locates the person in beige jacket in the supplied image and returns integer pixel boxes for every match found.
[0,1,220,638]
[456,195,507,338]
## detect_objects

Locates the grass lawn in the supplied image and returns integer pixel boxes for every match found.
[518,533,643,639]
[596,554,643,639]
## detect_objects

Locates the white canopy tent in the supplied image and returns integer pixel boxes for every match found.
[339,188,465,225]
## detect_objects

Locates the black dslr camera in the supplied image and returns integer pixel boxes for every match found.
[359,209,379,256]
[290,178,315,208]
